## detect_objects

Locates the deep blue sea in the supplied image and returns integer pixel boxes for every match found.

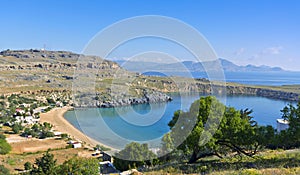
[144,71,300,86]
[210,71,300,86]
[65,93,294,149]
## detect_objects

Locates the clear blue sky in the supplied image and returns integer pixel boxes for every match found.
[1,0,299,70]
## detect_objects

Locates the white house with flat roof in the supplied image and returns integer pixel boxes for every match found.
[277,119,289,132]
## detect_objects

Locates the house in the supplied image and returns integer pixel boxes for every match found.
[24,116,33,121]
[33,107,48,114]
[15,108,25,115]
[20,103,31,108]
[72,142,82,148]
[56,101,63,107]
[53,131,62,136]
[277,119,289,132]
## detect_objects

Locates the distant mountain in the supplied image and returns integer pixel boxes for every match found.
[218,59,284,72]
[114,58,284,76]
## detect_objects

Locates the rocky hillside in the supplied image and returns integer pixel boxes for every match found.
[0,49,119,73]
[128,76,299,101]
[0,49,298,108]
[0,49,173,106]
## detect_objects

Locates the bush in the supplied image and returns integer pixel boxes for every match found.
[114,142,157,171]
[60,133,68,139]
[24,161,32,170]
[0,137,11,155]
[0,165,10,175]
[11,123,23,134]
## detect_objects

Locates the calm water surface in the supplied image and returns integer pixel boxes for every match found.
[64,93,294,149]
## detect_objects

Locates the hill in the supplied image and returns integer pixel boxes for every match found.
[0,49,299,105]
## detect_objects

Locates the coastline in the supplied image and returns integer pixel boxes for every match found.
[39,106,116,152]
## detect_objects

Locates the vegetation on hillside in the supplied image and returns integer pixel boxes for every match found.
[22,151,99,175]
[113,142,157,171]
[0,133,11,155]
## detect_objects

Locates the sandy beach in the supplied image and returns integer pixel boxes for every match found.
[39,106,116,151]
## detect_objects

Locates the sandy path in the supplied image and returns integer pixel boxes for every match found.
[39,106,116,151]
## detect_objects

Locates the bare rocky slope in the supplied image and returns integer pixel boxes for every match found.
[0,49,298,108]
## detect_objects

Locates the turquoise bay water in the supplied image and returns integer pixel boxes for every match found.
[64,93,293,149]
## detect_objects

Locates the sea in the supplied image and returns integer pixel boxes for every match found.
[143,71,300,86]
[64,71,300,149]
[194,71,300,86]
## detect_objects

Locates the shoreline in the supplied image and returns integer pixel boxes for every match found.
[39,106,117,152]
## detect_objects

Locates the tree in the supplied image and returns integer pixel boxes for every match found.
[31,151,57,174]
[56,157,99,175]
[0,165,10,175]
[279,101,300,148]
[24,161,32,171]
[12,123,23,134]
[164,96,258,163]
[46,98,55,104]
[0,135,11,155]
[159,132,182,162]
[60,133,68,139]
[0,134,6,140]
[114,142,157,171]
[255,125,276,149]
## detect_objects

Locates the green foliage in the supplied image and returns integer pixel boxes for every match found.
[255,125,276,148]
[43,107,52,113]
[56,157,99,175]
[280,101,300,148]
[149,150,300,174]
[6,157,16,165]
[27,152,100,175]
[164,96,258,163]
[60,133,68,139]
[7,94,36,105]
[114,142,157,171]
[159,97,300,166]
[0,134,6,140]
[11,123,23,134]
[46,98,55,104]
[94,144,111,151]
[0,165,10,175]
[22,122,54,139]
[24,161,32,170]
[255,101,300,150]
[0,134,11,155]
[31,151,57,175]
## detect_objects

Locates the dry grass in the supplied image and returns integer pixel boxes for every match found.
[9,137,67,154]
[0,147,94,173]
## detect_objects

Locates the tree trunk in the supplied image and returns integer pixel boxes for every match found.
[188,150,199,164]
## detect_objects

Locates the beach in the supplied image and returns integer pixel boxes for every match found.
[39,106,116,151]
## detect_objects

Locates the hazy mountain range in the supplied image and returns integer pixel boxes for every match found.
[114,58,284,75]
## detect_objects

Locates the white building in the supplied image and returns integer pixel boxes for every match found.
[72,142,82,148]
[277,119,289,132]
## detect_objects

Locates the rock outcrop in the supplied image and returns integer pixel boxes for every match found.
[73,89,172,108]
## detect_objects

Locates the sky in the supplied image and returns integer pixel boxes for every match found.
[0,0,299,70]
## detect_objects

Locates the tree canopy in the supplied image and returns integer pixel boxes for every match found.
[163,96,258,163]
[0,134,11,155]
[114,142,157,171]
[31,151,57,175]
[56,157,99,175]
[27,151,99,175]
